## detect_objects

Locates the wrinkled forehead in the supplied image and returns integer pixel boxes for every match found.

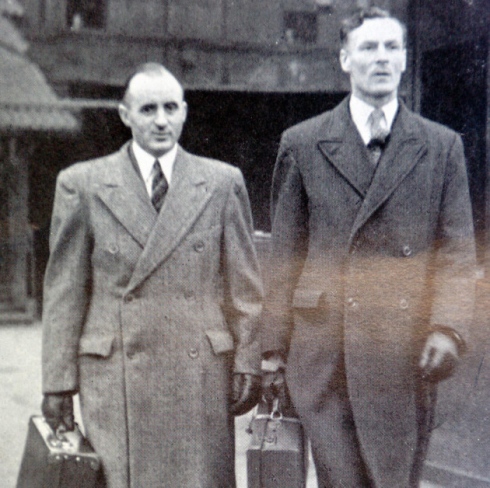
[125,72,185,105]
[345,18,405,48]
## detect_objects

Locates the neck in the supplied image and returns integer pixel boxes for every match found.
[353,90,397,109]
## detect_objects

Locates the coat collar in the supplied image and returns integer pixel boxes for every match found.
[96,142,213,290]
[318,97,428,241]
[318,97,375,197]
[128,146,212,290]
[96,142,156,249]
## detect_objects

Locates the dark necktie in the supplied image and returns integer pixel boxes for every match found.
[367,108,390,165]
[151,159,168,212]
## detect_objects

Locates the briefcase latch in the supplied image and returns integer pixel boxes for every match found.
[47,424,82,452]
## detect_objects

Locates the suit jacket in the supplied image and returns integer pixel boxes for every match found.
[42,142,263,488]
[262,98,476,488]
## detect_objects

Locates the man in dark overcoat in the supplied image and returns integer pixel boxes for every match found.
[40,63,263,488]
[262,7,476,488]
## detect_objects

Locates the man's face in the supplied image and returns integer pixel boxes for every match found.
[119,72,187,158]
[340,18,406,105]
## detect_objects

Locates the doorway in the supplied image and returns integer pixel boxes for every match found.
[420,37,488,254]
[182,90,345,231]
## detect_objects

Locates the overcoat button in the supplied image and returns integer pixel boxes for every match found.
[188,348,199,359]
[184,291,194,299]
[400,298,409,309]
[402,245,412,257]
[124,294,134,303]
[108,244,119,254]
[194,241,205,252]
[347,297,358,308]
[126,351,135,359]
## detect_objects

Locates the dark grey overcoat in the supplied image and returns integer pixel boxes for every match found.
[262,98,476,487]
[42,143,263,488]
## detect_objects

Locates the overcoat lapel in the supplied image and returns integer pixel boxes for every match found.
[127,148,212,291]
[318,100,429,246]
[348,104,428,243]
[318,98,375,198]
[96,143,157,249]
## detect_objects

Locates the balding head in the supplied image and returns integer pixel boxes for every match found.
[121,63,184,106]
[118,63,187,157]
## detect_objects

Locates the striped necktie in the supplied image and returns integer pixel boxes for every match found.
[151,159,168,212]
[367,108,390,165]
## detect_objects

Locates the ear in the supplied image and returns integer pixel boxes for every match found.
[339,48,350,73]
[401,49,407,73]
[182,101,188,123]
[118,103,131,128]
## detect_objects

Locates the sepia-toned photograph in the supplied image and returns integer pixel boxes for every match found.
[0,1,489,487]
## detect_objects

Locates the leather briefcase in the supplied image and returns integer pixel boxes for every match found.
[247,399,308,488]
[16,416,102,488]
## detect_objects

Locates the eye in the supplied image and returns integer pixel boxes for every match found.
[164,102,179,113]
[386,42,402,51]
[360,43,377,51]
[140,104,156,114]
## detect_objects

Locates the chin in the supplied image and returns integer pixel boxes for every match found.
[369,89,396,99]
[151,144,173,155]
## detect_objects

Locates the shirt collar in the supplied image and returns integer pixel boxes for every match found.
[349,95,399,145]
[131,140,178,185]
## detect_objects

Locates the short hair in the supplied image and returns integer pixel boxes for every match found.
[121,62,183,104]
[340,7,407,47]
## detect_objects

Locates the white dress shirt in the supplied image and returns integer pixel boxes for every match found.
[131,141,178,197]
[349,96,398,145]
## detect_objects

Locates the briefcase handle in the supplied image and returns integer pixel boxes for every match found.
[270,397,283,420]
[44,419,83,452]
[252,397,302,424]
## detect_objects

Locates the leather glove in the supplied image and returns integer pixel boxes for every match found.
[419,331,460,383]
[229,373,261,416]
[41,392,75,433]
[261,352,292,412]
[262,351,296,417]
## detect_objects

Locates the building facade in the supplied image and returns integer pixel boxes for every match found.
[11,0,490,485]
[0,0,77,321]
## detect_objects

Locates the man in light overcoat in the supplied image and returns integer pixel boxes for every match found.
[262,8,476,488]
[41,63,263,488]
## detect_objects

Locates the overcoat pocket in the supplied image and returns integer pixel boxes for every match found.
[205,329,235,355]
[292,289,325,309]
[78,335,114,358]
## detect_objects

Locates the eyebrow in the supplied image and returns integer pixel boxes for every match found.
[358,39,403,46]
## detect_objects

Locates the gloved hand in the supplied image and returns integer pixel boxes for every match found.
[262,354,286,403]
[229,373,261,416]
[419,331,460,383]
[261,351,294,413]
[41,392,75,432]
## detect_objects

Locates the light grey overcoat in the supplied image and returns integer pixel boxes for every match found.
[42,143,263,488]
[263,98,476,488]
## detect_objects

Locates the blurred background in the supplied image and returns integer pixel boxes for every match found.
[1,0,490,486]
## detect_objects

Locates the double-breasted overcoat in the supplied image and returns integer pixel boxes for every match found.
[262,98,476,487]
[42,143,263,488]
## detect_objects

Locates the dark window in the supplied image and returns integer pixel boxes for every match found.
[67,0,106,30]
[283,11,317,44]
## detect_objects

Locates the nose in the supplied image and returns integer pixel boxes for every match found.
[154,107,168,127]
[375,45,389,62]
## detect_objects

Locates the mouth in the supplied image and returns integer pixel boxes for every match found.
[372,71,391,78]
[153,133,172,140]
